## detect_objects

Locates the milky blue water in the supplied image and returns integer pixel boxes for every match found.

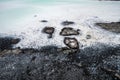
[0,0,120,32]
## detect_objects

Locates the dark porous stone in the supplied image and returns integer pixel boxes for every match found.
[60,27,80,36]
[0,37,20,51]
[61,21,75,26]
[41,20,48,22]
[64,37,79,49]
[42,27,55,38]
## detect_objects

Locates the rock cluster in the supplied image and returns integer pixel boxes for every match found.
[42,26,80,50]
[41,21,81,50]
[59,26,80,50]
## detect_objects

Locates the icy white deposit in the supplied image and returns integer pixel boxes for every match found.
[0,0,120,48]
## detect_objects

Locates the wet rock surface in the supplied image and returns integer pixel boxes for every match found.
[42,27,55,38]
[0,43,120,80]
[60,27,80,36]
[96,22,120,33]
[61,21,75,26]
[64,37,79,49]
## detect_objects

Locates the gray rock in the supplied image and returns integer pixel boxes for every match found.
[60,27,80,36]
[42,27,55,38]
[64,37,79,49]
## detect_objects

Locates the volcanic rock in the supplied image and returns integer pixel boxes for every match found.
[64,37,79,49]
[42,27,55,38]
[60,27,80,36]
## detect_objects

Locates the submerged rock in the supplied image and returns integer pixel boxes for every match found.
[41,20,48,22]
[34,15,37,17]
[64,37,79,49]
[42,27,55,38]
[61,21,75,26]
[86,35,91,39]
[60,27,80,36]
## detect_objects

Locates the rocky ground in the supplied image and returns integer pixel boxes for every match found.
[0,21,120,80]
